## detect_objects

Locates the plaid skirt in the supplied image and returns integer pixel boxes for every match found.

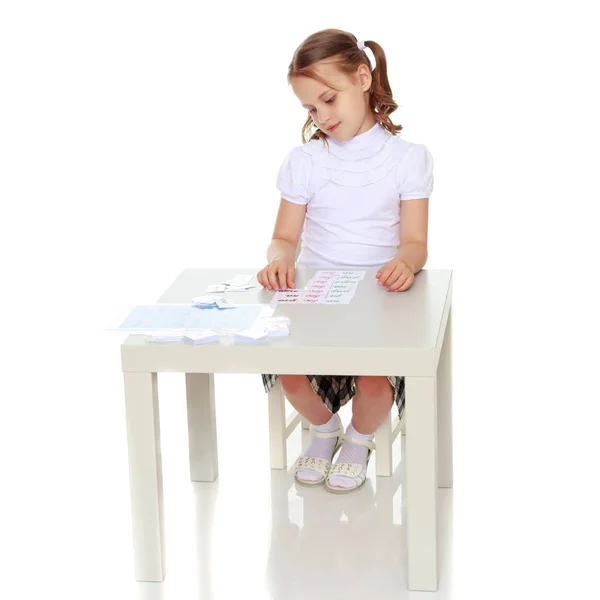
[261,374,405,420]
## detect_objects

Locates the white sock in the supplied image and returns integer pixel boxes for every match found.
[328,422,374,489]
[296,412,342,482]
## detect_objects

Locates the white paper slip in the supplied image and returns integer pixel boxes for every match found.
[150,329,220,344]
[222,274,256,287]
[206,283,254,293]
[205,284,228,293]
[184,330,220,345]
[150,336,185,343]
[234,327,269,344]
[226,284,256,291]
[192,295,219,307]
[191,296,236,310]
[215,298,235,309]
[149,329,186,343]
[266,323,289,336]
[257,315,290,335]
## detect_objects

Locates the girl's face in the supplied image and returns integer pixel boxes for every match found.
[291,61,375,141]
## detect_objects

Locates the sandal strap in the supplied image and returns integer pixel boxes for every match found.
[310,425,344,439]
[341,433,376,450]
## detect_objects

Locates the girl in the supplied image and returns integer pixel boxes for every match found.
[257,29,434,494]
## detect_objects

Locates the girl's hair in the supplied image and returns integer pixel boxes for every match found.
[287,28,403,146]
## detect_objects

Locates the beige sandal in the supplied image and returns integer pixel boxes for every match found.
[324,433,376,494]
[294,425,344,486]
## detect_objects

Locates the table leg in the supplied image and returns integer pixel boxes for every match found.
[405,375,438,591]
[123,371,166,582]
[438,304,454,488]
[268,377,287,469]
[185,373,218,482]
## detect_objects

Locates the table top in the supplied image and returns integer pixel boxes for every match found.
[159,267,451,348]
[121,267,452,376]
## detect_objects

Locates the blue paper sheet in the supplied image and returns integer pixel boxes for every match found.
[116,304,264,332]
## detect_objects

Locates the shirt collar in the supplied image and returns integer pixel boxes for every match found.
[328,121,389,151]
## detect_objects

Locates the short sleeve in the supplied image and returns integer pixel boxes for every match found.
[276,146,311,205]
[397,143,434,200]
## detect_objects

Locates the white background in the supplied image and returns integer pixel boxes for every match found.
[1,1,599,598]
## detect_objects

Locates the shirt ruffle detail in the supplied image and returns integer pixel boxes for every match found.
[300,135,407,188]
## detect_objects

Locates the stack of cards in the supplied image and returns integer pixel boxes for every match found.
[233,326,269,344]
[205,274,257,293]
[149,329,220,345]
[192,295,235,309]
[258,315,291,337]
[148,329,186,343]
[185,330,220,345]
[233,315,291,343]
[222,274,256,289]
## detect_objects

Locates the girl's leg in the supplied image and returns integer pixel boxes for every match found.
[279,375,334,426]
[328,376,394,490]
[351,376,395,434]
[279,375,342,483]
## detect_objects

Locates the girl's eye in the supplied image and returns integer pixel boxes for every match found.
[309,97,336,113]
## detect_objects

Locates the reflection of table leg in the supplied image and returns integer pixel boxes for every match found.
[186,373,218,482]
[123,371,165,582]
[438,305,453,488]
[405,375,438,591]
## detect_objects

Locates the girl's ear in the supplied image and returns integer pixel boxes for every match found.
[356,63,372,93]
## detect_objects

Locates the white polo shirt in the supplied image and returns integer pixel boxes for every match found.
[276,121,434,269]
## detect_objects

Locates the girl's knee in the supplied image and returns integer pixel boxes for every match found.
[279,374,311,396]
[355,376,392,398]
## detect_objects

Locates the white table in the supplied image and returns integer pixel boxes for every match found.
[120,267,453,591]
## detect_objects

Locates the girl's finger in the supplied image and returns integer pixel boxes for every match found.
[381,264,402,287]
[385,276,401,290]
[378,268,391,285]
[389,273,411,292]
[287,267,296,289]
[267,268,280,290]
[277,269,287,290]
[401,274,415,291]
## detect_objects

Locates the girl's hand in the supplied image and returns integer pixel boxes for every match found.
[257,259,296,290]
[376,259,415,292]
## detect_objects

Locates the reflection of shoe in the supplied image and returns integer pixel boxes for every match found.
[324,434,375,494]
[294,425,344,486]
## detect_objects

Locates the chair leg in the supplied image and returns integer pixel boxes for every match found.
[268,378,287,469]
[375,409,393,476]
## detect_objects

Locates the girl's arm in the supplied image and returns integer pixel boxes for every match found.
[397,197,429,273]
[266,198,307,264]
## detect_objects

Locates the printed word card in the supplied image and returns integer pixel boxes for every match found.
[270,270,365,306]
